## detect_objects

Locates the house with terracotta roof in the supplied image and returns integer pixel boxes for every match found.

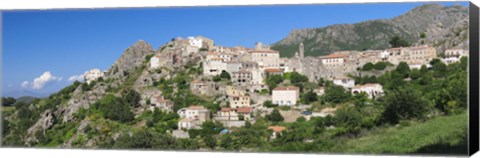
[264,68,283,76]
[268,125,286,139]
[250,42,280,68]
[229,94,250,108]
[351,83,384,99]
[149,95,174,112]
[216,107,253,121]
[272,86,300,106]
[320,53,348,67]
[177,105,211,129]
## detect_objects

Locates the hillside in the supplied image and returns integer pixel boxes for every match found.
[271,4,469,57]
[336,112,468,154]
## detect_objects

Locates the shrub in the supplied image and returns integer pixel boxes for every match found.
[381,87,429,124]
[266,109,284,123]
[362,62,375,71]
[374,62,387,70]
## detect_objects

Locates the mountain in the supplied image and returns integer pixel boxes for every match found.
[16,96,39,104]
[271,4,469,57]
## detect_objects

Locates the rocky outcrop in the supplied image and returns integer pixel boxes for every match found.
[271,4,468,57]
[25,109,55,146]
[107,40,155,80]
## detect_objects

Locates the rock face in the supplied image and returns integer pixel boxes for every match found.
[107,40,155,80]
[271,4,469,57]
[23,40,155,145]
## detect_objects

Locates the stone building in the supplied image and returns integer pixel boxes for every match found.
[231,70,252,87]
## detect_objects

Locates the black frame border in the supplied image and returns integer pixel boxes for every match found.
[469,1,479,156]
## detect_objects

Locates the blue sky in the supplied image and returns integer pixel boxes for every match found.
[1,1,469,98]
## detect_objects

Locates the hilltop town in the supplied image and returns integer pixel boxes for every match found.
[77,35,468,139]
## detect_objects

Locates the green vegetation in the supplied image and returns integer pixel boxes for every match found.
[266,109,284,123]
[389,35,410,48]
[339,112,467,154]
[1,97,16,106]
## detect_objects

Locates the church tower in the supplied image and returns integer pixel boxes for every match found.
[299,42,304,59]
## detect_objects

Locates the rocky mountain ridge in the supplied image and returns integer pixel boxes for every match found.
[271,4,469,57]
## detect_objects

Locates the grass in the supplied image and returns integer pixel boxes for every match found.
[336,112,468,155]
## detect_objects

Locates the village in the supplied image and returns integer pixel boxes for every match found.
[81,36,469,139]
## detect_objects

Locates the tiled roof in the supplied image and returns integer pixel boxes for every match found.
[268,126,286,133]
[273,86,300,91]
[236,107,252,113]
[221,108,234,112]
[188,105,206,110]
[321,53,348,59]
[264,68,283,73]
[250,49,279,53]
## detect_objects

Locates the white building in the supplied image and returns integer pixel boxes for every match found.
[351,83,384,99]
[313,87,325,96]
[203,58,227,76]
[250,67,265,85]
[443,49,468,65]
[84,68,105,85]
[272,86,300,106]
[320,54,347,67]
[333,77,355,89]
[177,105,210,130]
[149,55,161,69]
[187,36,203,48]
[178,118,198,130]
[177,105,211,123]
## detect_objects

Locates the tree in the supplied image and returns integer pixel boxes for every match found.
[301,90,318,104]
[267,109,284,123]
[212,75,222,82]
[1,97,16,106]
[410,69,422,80]
[334,107,362,135]
[323,85,351,103]
[381,87,429,124]
[266,75,284,91]
[374,62,387,70]
[389,35,410,48]
[220,70,231,80]
[420,32,427,38]
[432,60,447,78]
[263,100,277,108]
[362,62,374,71]
[124,89,141,108]
[290,72,309,84]
[96,94,134,123]
[395,62,411,78]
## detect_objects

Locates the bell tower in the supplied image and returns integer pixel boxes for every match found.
[299,42,304,59]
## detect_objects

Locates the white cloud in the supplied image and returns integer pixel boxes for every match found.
[29,71,62,89]
[68,74,85,82]
[21,81,30,89]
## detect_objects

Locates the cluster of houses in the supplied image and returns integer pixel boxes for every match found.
[80,35,468,139]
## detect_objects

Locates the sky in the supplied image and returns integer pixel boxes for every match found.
[1,1,469,98]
